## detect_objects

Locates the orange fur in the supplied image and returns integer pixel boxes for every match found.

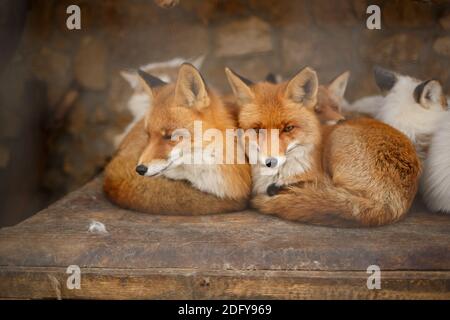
[227,67,421,227]
[316,86,345,124]
[104,64,251,215]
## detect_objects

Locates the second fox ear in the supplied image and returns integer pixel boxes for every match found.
[285,67,319,108]
[328,71,350,98]
[175,63,210,109]
[414,79,445,110]
[374,66,397,92]
[137,69,167,98]
[225,68,255,105]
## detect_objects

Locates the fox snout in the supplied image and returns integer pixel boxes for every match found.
[258,153,286,169]
[136,164,148,176]
[264,157,278,168]
[136,159,172,177]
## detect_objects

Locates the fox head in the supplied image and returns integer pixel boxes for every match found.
[265,71,349,125]
[226,67,321,174]
[120,56,205,90]
[136,63,222,177]
[316,71,350,125]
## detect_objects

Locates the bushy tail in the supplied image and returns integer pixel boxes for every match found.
[104,121,249,215]
[252,180,407,227]
[104,151,249,215]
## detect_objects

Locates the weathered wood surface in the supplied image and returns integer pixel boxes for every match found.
[0,177,449,299]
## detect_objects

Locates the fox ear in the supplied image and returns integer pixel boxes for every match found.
[265,73,277,84]
[174,63,210,109]
[191,55,205,70]
[413,79,445,109]
[137,69,167,98]
[225,68,255,105]
[138,69,167,87]
[121,69,140,88]
[285,67,319,108]
[374,66,397,92]
[328,71,350,98]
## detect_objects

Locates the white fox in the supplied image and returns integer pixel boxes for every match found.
[421,110,450,213]
[355,67,448,161]
[348,66,449,213]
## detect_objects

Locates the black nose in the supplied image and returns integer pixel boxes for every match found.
[136,164,148,176]
[265,157,278,168]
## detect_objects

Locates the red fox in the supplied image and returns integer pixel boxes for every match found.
[226,66,421,227]
[104,63,251,215]
[115,56,204,147]
[265,71,350,125]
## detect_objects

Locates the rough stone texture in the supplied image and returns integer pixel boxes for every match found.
[1,0,450,227]
[311,0,358,28]
[31,47,72,106]
[0,145,10,168]
[249,0,312,26]
[433,37,450,57]
[214,16,272,57]
[281,25,353,81]
[383,0,435,28]
[440,11,450,30]
[74,37,108,90]
[360,32,424,67]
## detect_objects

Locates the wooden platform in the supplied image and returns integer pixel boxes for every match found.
[0,177,449,299]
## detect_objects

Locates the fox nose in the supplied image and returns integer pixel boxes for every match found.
[136,164,148,176]
[265,157,278,168]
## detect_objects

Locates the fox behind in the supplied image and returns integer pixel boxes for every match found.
[226,67,421,227]
[265,71,350,125]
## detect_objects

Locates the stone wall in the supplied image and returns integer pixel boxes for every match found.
[0,0,449,225]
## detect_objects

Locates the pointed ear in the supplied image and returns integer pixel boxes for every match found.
[225,68,255,105]
[284,67,319,108]
[174,63,210,109]
[374,66,397,92]
[265,73,277,84]
[191,55,205,70]
[120,69,140,88]
[328,71,350,98]
[413,80,445,109]
[137,70,161,98]
[138,69,167,87]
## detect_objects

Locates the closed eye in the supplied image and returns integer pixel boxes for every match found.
[283,125,295,133]
[162,133,172,140]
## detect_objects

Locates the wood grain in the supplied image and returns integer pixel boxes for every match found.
[0,177,449,299]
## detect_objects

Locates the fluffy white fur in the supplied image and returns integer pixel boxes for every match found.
[353,69,449,213]
[376,76,445,158]
[346,95,384,117]
[88,220,108,234]
[421,111,450,213]
[139,136,230,199]
[114,56,205,147]
[251,143,313,195]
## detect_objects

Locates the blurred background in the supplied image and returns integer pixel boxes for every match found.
[0,0,449,226]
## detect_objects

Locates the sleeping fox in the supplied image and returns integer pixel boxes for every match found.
[226,66,421,227]
[104,63,251,215]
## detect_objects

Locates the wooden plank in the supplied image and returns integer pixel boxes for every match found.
[0,266,448,299]
[0,178,449,272]
[0,177,449,299]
